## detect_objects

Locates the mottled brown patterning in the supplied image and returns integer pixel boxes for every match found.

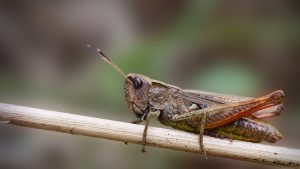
[88,45,285,158]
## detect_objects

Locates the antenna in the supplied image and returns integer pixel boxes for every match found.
[87,44,127,79]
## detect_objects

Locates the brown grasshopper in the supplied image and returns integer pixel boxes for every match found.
[87,44,284,158]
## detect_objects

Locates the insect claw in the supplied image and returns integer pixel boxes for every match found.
[204,153,208,160]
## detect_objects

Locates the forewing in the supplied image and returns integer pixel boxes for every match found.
[182,89,252,103]
[172,89,283,119]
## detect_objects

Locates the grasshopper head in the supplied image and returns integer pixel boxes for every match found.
[86,45,152,120]
[125,73,151,120]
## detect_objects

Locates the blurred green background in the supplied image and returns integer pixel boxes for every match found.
[0,0,299,169]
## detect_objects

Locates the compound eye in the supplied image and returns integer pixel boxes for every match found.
[128,76,143,89]
[134,77,143,89]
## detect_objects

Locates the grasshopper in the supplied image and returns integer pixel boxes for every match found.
[87,44,284,158]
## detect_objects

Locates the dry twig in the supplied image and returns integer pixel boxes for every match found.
[0,103,299,168]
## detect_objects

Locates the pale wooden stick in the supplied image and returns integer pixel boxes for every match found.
[0,103,299,168]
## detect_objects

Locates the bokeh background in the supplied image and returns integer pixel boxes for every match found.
[0,0,299,169]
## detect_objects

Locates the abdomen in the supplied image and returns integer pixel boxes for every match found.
[205,117,283,143]
[158,111,282,143]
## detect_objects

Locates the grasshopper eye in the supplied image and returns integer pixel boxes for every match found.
[128,76,143,89]
[134,77,143,89]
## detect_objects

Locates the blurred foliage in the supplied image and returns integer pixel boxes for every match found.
[0,0,299,169]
